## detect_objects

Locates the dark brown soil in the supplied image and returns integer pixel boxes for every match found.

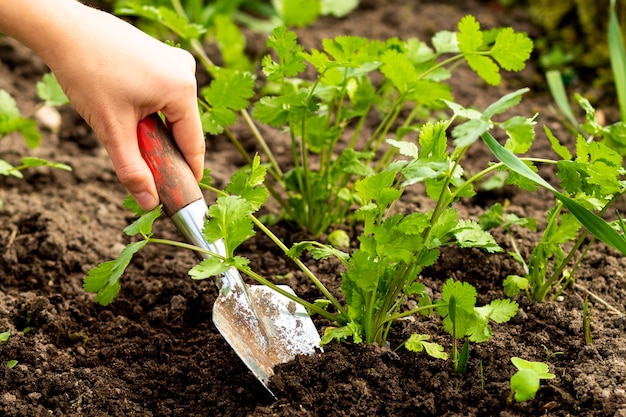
[1,1,625,416]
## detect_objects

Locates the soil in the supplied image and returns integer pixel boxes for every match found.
[1,1,626,416]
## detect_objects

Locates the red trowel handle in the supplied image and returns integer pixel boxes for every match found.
[137,113,203,216]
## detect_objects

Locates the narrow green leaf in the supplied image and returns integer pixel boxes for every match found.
[609,6,626,120]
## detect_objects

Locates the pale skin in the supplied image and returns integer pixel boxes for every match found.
[0,0,205,210]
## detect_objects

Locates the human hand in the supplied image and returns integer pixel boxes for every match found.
[1,1,205,210]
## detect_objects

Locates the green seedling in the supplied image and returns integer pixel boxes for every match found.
[1,330,18,368]
[583,296,592,345]
[435,279,518,372]
[508,357,555,403]
[0,330,10,342]
[0,73,71,206]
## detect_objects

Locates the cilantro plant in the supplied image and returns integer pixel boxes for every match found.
[435,279,518,373]
[241,17,533,235]
[508,357,555,403]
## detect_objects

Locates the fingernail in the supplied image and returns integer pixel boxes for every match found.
[133,191,158,210]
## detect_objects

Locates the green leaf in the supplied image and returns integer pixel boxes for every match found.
[83,240,148,305]
[511,357,556,379]
[380,49,417,94]
[503,116,536,154]
[276,0,321,27]
[405,334,449,360]
[123,206,162,238]
[432,30,459,54]
[437,279,477,334]
[490,28,533,71]
[123,195,147,217]
[263,26,307,82]
[503,275,529,297]
[0,89,20,120]
[544,125,572,160]
[21,157,72,171]
[205,195,255,255]
[457,15,483,54]
[214,14,251,71]
[0,330,9,342]
[453,219,503,252]
[511,368,540,402]
[477,298,519,323]
[452,118,491,148]
[483,88,528,119]
[189,257,231,279]
[321,0,358,17]
[36,73,69,107]
[466,54,500,86]
[204,70,255,112]
[0,160,21,178]
[6,360,17,369]
[609,5,626,121]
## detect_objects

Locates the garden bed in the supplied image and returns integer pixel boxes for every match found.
[1,0,625,416]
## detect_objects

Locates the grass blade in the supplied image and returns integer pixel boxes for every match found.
[546,70,579,130]
[609,3,626,120]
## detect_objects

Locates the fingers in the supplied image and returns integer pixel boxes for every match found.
[98,119,160,211]
[161,50,206,183]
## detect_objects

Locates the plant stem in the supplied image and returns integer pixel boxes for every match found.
[249,215,350,321]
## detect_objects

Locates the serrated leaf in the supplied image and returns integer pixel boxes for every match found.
[490,28,533,71]
[123,195,147,217]
[83,240,148,305]
[453,219,503,252]
[438,279,477,318]
[467,54,500,85]
[544,125,572,160]
[380,49,417,94]
[204,70,255,112]
[457,15,483,54]
[477,298,519,323]
[263,26,307,81]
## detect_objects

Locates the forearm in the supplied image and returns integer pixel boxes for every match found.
[0,0,85,63]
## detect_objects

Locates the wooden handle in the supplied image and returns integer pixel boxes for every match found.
[137,113,203,216]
